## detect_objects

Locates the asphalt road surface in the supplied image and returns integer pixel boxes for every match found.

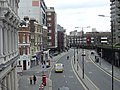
[50,50,85,90]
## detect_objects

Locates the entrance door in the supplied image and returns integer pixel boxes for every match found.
[23,60,26,70]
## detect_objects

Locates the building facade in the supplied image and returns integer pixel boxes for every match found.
[29,19,43,67]
[57,24,67,52]
[110,0,120,43]
[18,18,31,72]
[0,0,20,90]
[68,31,111,47]
[46,7,57,49]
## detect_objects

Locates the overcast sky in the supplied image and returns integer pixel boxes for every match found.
[44,0,111,34]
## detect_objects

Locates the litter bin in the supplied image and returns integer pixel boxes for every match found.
[95,56,99,63]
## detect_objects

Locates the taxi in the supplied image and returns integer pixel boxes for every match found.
[54,63,63,73]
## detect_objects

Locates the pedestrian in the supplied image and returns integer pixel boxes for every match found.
[29,76,32,85]
[33,75,37,84]
[67,56,69,60]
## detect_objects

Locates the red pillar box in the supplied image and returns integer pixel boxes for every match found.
[39,83,44,90]
[42,72,46,86]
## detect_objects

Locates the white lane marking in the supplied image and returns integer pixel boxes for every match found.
[63,75,65,78]
[88,72,92,74]
[69,76,74,78]
[81,52,100,90]
[71,57,88,90]
[89,52,120,82]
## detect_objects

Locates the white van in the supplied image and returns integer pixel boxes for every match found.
[54,63,63,73]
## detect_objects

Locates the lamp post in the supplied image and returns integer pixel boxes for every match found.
[98,14,114,90]
[75,26,90,78]
[74,30,76,64]
[111,20,114,90]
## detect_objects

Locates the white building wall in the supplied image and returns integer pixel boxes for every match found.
[0,0,20,90]
[18,0,46,25]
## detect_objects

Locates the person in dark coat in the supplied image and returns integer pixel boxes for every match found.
[33,75,37,84]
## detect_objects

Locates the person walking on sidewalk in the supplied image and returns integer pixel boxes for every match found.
[33,75,37,84]
[29,76,32,85]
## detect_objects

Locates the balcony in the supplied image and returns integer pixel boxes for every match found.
[116,8,120,15]
[115,1,120,8]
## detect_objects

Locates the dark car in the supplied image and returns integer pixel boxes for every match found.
[58,86,69,90]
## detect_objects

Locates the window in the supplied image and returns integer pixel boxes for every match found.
[28,62,29,66]
[48,42,52,45]
[19,61,21,65]
[47,17,51,21]
[47,12,51,15]
[48,36,52,39]
[48,30,52,33]
[31,34,34,39]
[23,34,25,43]
[47,23,51,27]
[22,46,26,54]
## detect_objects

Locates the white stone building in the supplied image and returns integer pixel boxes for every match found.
[0,0,20,90]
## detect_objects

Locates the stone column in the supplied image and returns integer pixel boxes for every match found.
[0,21,3,56]
[8,25,10,53]
[9,25,12,53]
[10,71,14,90]
[4,23,8,54]
[11,28,13,52]
[7,73,11,90]
[14,66,18,90]
[4,77,7,90]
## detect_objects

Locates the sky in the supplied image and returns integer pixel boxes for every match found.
[44,0,111,34]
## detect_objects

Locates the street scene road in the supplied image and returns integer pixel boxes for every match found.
[18,49,120,90]
[50,50,85,90]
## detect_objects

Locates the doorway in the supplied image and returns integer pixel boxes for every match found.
[23,60,26,70]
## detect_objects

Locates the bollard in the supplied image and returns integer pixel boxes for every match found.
[39,83,44,90]
[42,71,46,86]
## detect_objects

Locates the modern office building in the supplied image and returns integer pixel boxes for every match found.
[46,7,57,49]
[110,0,120,43]
[0,0,20,90]
[18,0,47,26]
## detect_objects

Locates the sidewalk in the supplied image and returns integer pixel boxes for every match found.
[17,51,67,90]
[89,50,120,80]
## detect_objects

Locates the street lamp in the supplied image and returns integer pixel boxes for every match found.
[98,14,114,90]
[75,26,90,78]
[74,30,76,64]
[98,15,109,17]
